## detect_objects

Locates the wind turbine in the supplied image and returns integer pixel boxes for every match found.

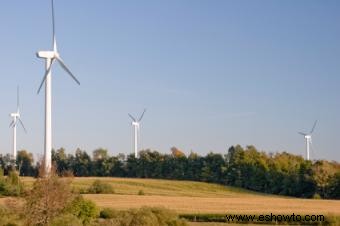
[9,86,27,161]
[36,0,80,173]
[299,120,317,161]
[128,109,146,158]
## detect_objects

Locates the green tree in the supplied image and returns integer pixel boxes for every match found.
[17,150,35,176]
[91,148,110,176]
[200,152,225,183]
[326,172,340,199]
[52,148,72,175]
[93,148,109,161]
[108,155,126,177]
[312,160,338,197]
[72,148,91,176]
[186,152,203,181]
[226,145,245,187]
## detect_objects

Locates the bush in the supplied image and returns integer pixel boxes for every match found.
[98,207,187,226]
[0,171,24,197]
[0,204,21,226]
[65,195,99,224]
[50,214,82,226]
[88,180,115,194]
[78,187,87,194]
[138,189,145,195]
[129,207,159,226]
[313,193,322,199]
[100,208,118,219]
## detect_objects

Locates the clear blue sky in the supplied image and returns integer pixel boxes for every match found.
[0,0,339,161]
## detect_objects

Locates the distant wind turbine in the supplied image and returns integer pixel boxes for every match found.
[128,109,146,158]
[36,0,80,173]
[299,120,317,161]
[9,86,27,160]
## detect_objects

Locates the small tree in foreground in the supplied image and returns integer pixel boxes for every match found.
[65,195,99,224]
[24,164,74,226]
[0,170,25,196]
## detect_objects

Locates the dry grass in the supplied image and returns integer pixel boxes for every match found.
[83,194,340,215]
[9,177,340,216]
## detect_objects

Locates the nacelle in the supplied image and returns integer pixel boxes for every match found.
[10,113,19,117]
[36,51,56,59]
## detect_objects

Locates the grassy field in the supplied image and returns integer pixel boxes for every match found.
[20,177,260,197]
[11,177,340,216]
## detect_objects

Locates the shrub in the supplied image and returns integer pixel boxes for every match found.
[88,180,114,194]
[129,207,159,226]
[0,204,22,226]
[99,207,187,226]
[138,189,145,195]
[50,214,82,226]
[147,207,187,226]
[0,171,24,197]
[100,208,118,219]
[65,195,99,224]
[313,193,322,199]
[78,187,87,194]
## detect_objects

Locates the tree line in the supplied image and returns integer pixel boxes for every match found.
[0,145,339,199]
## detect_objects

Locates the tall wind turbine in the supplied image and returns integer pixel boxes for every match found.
[299,120,317,161]
[128,109,146,158]
[36,0,80,173]
[9,87,27,161]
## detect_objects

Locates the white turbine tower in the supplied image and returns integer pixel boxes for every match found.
[37,0,80,173]
[128,109,146,158]
[9,87,27,161]
[299,120,317,161]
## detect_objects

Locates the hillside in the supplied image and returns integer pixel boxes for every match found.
[19,177,340,215]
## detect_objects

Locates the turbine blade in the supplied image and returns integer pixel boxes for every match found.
[138,109,146,121]
[37,59,55,94]
[310,120,318,134]
[128,114,136,122]
[17,86,20,111]
[52,0,57,52]
[56,56,80,85]
[298,132,307,136]
[9,120,15,128]
[18,118,27,133]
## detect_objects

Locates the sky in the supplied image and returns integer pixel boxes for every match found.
[0,0,339,162]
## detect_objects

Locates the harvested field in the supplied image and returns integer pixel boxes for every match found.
[83,193,340,215]
[10,177,340,216]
